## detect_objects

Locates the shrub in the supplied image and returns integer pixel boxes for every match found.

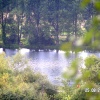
[0,52,57,100]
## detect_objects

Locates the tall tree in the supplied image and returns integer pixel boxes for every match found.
[48,0,60,46]
[0,0,16,49]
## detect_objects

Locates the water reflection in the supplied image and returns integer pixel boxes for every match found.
[26,50,68,84]
[0,48,100,84]
[5,49,18,56]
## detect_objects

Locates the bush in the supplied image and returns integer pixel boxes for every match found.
[83,55,100,83]
[0,52,57,100]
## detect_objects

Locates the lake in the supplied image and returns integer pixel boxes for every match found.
[0,48,100,85]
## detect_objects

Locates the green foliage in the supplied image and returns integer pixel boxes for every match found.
[0,0,100,99]
[0,52,58,100]
[28,34,55,46]
[82,55,100,82]
[0,0,95,49]
[60,55,100,100]
[85,55,98,67]
[60,0,100,100]
[70,88,87,100]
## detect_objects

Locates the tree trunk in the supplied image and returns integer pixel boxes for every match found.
[1,11,6,49]
[74,12,77,38]
[35,0,40,49]
[17,16,20,45]
[55,19,59,45]
[55,0,59,52]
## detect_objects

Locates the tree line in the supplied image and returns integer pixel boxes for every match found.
[0,0,95,50]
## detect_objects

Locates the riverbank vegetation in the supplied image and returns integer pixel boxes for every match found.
[0,52,100,100]
[60,0,100,99]
[0,52,59,100]
[60,55,100,100]
[0,0,100,100]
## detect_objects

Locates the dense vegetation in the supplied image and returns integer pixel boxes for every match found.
[60,0,100,99]
[61,55,100,100]
[0,52,100,100]
[0,0,95,50]
[0,0,100,100]
[0,52,59,100]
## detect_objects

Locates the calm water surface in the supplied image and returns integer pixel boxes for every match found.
[0,48,100,84]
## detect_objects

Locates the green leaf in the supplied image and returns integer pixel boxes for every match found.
[81,0,91,8]
[94,2,100,11]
